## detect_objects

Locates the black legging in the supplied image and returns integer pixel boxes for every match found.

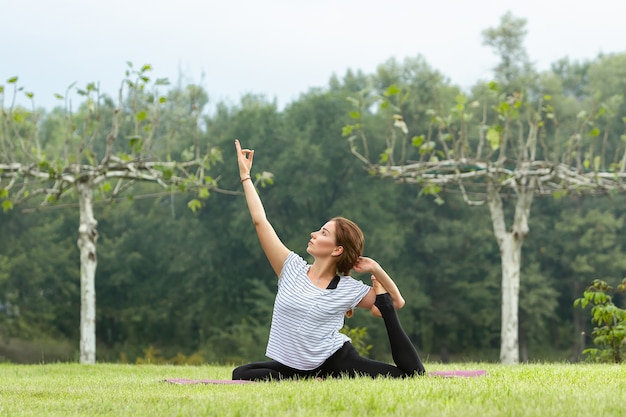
[232,293,425,381]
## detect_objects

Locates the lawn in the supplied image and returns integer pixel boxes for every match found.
[0,362,624,416]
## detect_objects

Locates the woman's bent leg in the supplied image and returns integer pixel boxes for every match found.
[232,360,308,381]
[375,293,426,376]
[319,341,405,379]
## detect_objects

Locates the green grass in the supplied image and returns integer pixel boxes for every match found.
[0,362,624,416]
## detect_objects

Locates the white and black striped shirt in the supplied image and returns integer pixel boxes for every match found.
[265,252,371,370]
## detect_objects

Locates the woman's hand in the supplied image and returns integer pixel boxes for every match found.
[235,139,254,180]
[352,256,379,274]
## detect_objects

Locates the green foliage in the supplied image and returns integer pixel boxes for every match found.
[518,261,559,355]
[0,210,79,340]
[574,278,626,363]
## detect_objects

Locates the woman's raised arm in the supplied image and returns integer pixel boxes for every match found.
[235,139,290,277]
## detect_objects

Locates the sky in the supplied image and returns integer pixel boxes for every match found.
[2,0,625,112]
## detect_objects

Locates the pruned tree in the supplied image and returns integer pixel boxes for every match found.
[0,64,226,363]
[344,33,626,363]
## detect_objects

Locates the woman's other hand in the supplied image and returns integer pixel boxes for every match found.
[235,139,254,180]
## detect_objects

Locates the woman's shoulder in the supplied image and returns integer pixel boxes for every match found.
[280,251,310,278]
[284,251,307,266]
[337,275,371,302]
[339,274,369,288]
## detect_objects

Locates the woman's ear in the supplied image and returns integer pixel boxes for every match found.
[333,246,344,256]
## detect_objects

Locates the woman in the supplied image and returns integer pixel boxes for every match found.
[232,139,425,380]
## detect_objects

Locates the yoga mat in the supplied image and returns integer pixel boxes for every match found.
[163,370,487,384]
[164,378,254,385]
[428,370,487,378]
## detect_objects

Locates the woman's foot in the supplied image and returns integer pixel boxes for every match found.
[371,276,388,295]
[370,276,386,317]
[372,274,405,309]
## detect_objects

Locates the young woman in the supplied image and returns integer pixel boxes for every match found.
[232,139,425,380]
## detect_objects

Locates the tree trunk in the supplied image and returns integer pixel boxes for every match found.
[488,179,534,365]
[571,283,587,362]
[76,180,98,364]
[499,231,523,364]
[519,315,529,363]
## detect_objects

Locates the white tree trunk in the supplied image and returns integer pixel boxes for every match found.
[76,181,98,364]
[488,180,534,365]
[499,232,522,364]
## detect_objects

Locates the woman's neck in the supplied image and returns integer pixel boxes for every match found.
[307,261,337,282]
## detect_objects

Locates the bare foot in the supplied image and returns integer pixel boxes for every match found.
[371,276,388,295]
[370,276,385,317]
[372,274,405,309]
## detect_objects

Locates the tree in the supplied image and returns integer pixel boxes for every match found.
[0,64,224,363]
[343,22,626,363]
[481,11,534,90]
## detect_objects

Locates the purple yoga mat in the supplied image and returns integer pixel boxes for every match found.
[428,370,487,378]
[164,378,254,385]
[163,370,487,385]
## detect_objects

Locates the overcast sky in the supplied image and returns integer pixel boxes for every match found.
[2,0,625,111]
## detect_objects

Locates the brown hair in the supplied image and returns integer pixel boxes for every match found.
[330,217,364,276]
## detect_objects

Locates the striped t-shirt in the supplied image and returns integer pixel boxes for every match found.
[265,252,371,370]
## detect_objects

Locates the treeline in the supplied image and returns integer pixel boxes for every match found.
[1,49,626,364]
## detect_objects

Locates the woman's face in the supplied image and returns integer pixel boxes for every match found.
[306,221,339,257]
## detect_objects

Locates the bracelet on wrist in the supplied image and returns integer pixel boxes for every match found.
[240,176,252,183]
